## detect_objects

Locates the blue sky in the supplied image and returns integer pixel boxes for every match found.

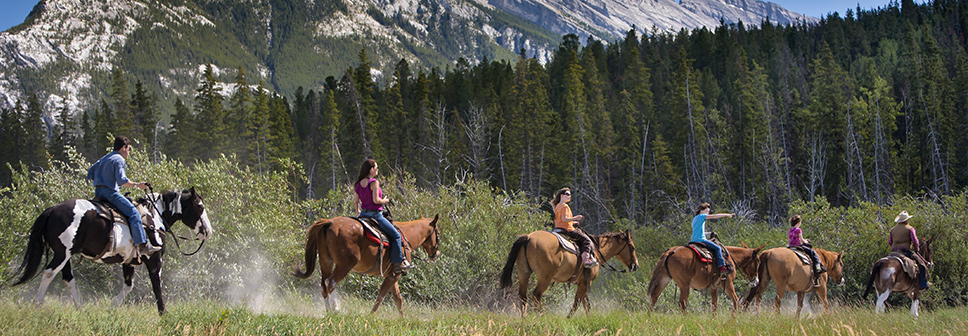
[0,0,916,33]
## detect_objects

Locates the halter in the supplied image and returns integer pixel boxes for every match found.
[591,232,635,273]
[400,217,440,263]
[142,185,206,256]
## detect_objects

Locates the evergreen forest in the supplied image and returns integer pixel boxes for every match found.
[3,0,968,230]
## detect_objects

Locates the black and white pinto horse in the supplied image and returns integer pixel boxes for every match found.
[11,187,213,315]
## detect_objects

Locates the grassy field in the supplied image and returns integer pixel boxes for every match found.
[1,292,965,336]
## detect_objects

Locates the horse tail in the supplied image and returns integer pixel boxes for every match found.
[500,235,529,289]
[743,250,771,306]
[11,206,53,286]
[647,248,674,296]
[292,219,331,279]
[863,260,884,299]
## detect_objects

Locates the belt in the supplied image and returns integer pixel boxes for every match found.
[95,185,111,189]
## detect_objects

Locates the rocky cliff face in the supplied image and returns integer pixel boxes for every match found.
[0,0,814,114]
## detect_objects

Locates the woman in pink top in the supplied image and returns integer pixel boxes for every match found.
[354,159,411,274]
[788,215,826,286]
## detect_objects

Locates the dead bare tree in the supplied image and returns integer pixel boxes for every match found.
[460,104,492,182]
[921,89,951,194]
[844,106,869,203]
[806,132,828,203]
[415,101,450,187]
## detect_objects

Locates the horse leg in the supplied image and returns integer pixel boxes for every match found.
[815,284,829,314]
[875,289,890,313]
[567,277,589,318]
[795,292,805,318]
[59,260,81,308]
[723,279,740,313]
[516,270,531,316]
[677,281,691,313]
[773,286,786,314]
[390,282,404,317]
[909,292,920,317]
[531,276,553,316]
[36,251,71,305]
[145,256,165,315]
[371,275,400,314]
[114,264,136,306]
[710,288,719,314]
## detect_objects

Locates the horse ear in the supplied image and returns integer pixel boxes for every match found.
[742,242,749,248]
[431,213,439,226]
[190,187,196,195]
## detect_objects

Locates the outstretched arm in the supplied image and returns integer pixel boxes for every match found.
[706,213,734,220]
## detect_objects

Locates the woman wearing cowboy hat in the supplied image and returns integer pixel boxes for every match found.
[889,211,929,289]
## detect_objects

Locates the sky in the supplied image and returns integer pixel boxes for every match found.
[0,0,920,33]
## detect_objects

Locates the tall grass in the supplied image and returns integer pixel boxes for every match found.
[0,293,965,335]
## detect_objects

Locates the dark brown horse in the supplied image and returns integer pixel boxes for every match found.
[647,243,763,313]
[743,247,845,316]
[863,236,934,316]
[499,230,638,317]
[292,214,440,315]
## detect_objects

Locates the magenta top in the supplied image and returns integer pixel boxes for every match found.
[355,178,384,211]
[788,227,803,246]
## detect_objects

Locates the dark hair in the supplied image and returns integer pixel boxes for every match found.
[694,202,711,216]
[113,136,130,151]
[790,215,802,227]
[551,187,571,207]
[356,159,377,185]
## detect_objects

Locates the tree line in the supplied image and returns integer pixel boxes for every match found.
[2,0,967,228]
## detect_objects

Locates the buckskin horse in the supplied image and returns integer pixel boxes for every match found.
[11,188,213,315]
[863,236,934,316]
[742,247,844,316]
[292,214,440,315]
[647,241,763,313]
[499,229,638,317]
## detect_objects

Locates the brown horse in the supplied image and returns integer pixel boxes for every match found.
[742,247,844,316]
[863,236,934,316]
[499,230,638,317]
[647,243,763,313]
[292,214,440,315]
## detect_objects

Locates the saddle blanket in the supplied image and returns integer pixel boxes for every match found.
[787,246,813,265]
[549,230,579,255]
[685,242,730,264]
[355,217,390,247]
[884,252,919,279]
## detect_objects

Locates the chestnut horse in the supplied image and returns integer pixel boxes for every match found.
[742,247,844,316]
[292,214,439,315]
[647,243,763,313]
[863,236,934,316]
[499,230,638,317]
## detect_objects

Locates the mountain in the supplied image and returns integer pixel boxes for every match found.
[0,0,816,115]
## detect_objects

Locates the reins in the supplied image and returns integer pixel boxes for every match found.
[590,231,633,273]
[142,185,205,256]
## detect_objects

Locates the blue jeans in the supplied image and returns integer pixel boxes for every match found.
[96,188,147,245]
[694,239,726,267]
[360,210,404,263]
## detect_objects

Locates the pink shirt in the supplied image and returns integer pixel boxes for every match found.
[355,178,384,211]
[788,227,803,246]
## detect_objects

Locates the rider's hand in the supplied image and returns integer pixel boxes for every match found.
[137,182,148,190]
[575,215,584,221]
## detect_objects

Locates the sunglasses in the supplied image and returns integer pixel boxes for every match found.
[563,192,571,196]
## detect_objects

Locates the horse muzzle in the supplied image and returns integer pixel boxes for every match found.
[629,264,639,272]
[749,277,760,288]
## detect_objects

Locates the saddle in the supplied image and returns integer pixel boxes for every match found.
[88,196,160,262]
[883,251,919,279]
[685,241,730,264]
[550,229,580,255]
[354,217,391,247]
[787,246,814,265]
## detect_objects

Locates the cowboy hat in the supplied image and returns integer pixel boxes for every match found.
[894,211,914,223]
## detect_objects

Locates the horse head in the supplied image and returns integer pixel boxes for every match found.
[825,250,846,286]
[419,214,441,262]
[161,187,213,241]
[921,235,935,269]
[738,242,766,287]
[601,230,639,272]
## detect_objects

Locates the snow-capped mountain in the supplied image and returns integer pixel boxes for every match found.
[0,0,816,114]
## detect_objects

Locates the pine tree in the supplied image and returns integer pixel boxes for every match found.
[194,64,227,160]
[229,66,252,164]
[49,100,75,163]
[131,80,157,155]
[22,93,49,170]
[166,98,193,161]
[111,68,137,140]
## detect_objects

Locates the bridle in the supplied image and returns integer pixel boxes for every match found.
[142,186,206,256]
[592,232,635,273]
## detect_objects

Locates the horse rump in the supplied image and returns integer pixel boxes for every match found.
[499,235,530,288]
[646,248,676,296]
[11,206,54,286]
[292,219,331,279]
[863,260,885,299]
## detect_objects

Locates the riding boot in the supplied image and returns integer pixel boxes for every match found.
[392,260,414,275]
[138,242,161,255]
[581,252,598,268]
[918,266,929,290]
[717,264,733,275]
[812,273,821,287]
